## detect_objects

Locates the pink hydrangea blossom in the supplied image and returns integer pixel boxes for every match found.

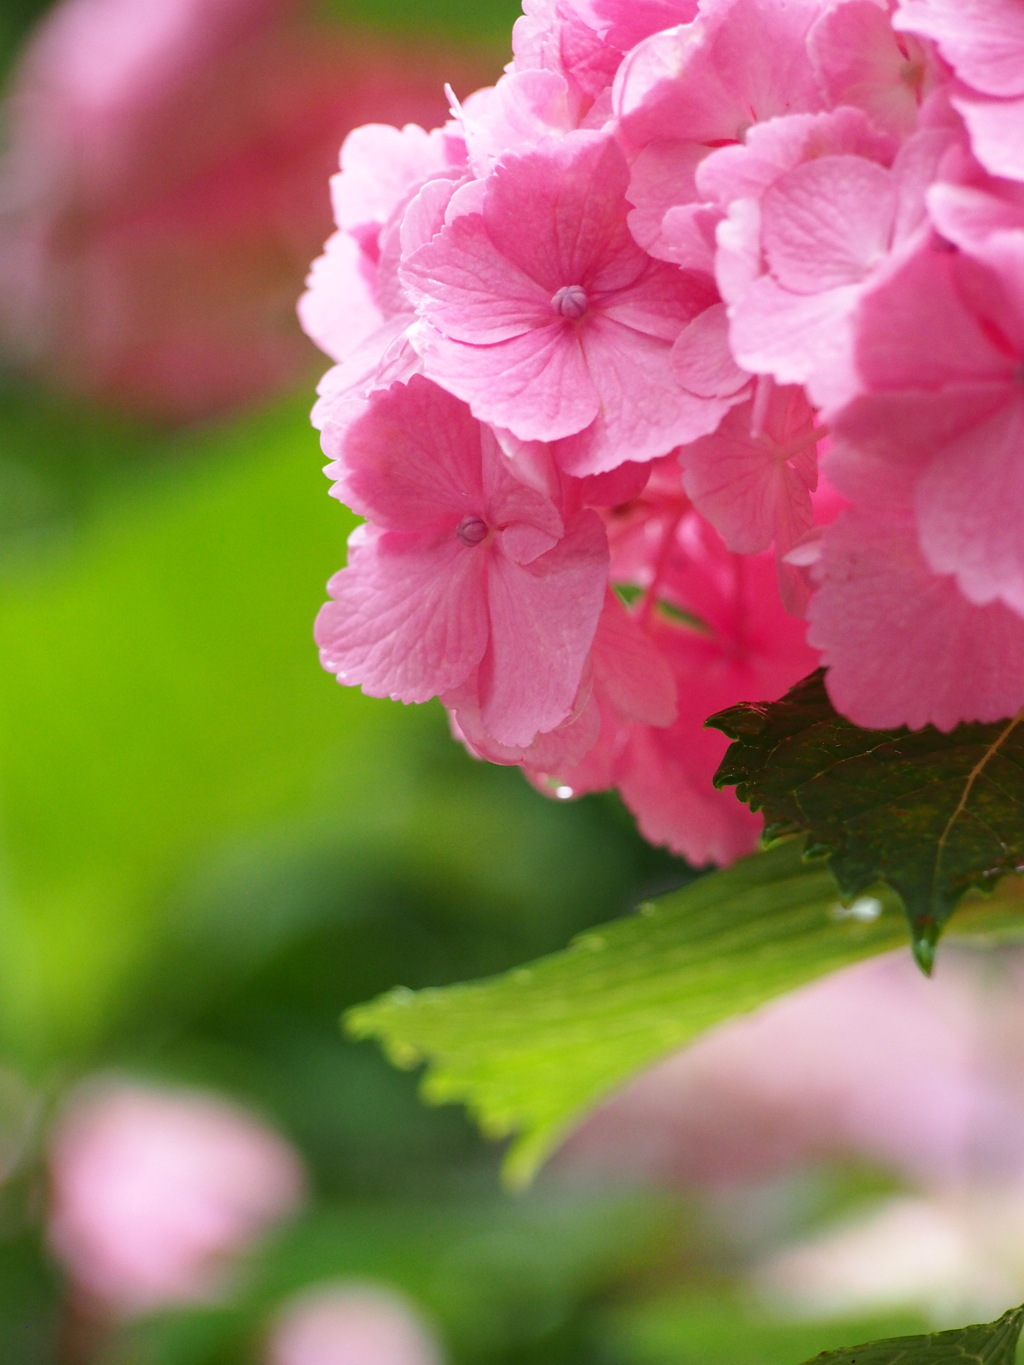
[301,0,1024,859]
[48,1078,306,1317]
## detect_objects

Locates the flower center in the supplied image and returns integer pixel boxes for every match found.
[551,284,589,320]
[456,515,489,546]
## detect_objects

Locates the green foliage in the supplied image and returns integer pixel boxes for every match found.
[709,669,1024,972]
[607,1289,928,1365]
[798,1303,1024,1365]
[349,840,913,1185]
[318,0,521,46]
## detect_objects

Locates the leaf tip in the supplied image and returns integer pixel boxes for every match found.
[910,925,938,977]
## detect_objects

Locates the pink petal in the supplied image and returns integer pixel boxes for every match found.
[729,274,862,405]
[672,301,750,399]
[895,0,1024,98]
[402,213,553,343]
[680,386,817,553]
[316,524,489,704]
[915,394,1024,616]
[483,132,644,294]
[480,508,608,744]
[416,321,600,441]
[808,507,1024,731]
[761,156,896,293]
[951,89,1024,187]
[329,377,486,531]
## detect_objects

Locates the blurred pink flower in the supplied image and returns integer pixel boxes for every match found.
[267,1284,443,1365]
[48,1078,306,1317]
[0,0,489,422]
[562,949,1024,1191]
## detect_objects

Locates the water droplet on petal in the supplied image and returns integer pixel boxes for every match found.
[554,785,574,800]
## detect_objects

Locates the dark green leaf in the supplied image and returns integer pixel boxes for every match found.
[798,1303,1024,1365]
[709,670,1024,971]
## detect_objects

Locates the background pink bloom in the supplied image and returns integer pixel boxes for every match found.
[48,1078,306,1317]
[267,1284,444,1365]
[0,0,487,422]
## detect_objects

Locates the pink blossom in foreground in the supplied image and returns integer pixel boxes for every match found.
[0,0,485,421]
[267,1284,443,1365]
[302,0,1024,855]
[48,1079,306,1316]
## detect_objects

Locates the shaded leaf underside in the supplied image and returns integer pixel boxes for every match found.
[709,669,1024,969]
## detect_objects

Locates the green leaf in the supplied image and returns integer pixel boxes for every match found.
[797,1303,1024,1365]
[708,669,1024,972]
[348,839,1024,1185]
[348,840,912,1186]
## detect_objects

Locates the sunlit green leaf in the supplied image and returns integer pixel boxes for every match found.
[709,669,1024,972]
[348,839,1024,1186]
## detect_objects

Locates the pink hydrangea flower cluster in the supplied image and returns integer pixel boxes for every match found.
[302,0,1024,865]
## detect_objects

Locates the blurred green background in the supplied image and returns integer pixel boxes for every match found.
[0,2,941,1361]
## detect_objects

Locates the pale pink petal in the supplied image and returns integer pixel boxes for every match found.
[951,89,1024,183]
[809,1,936,139]
[329,378,485,531]
[402,213,553,343]
[760,156,897,292]
[729,274,862,404]
[895,0,1024,98]
[915,395,1024,616]
[416,321,599,441]
[458,69,575,176]
[269,1284,442,1365]
[808,507,1024,731]
[298,230,383,363]
[672,301,750,400]
[625,140,707,259]
[316,524,489,704]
